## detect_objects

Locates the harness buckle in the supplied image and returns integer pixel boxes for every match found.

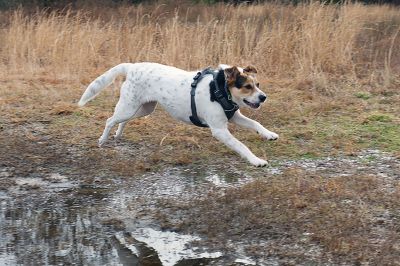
[213,88,224,99]
[193,72,201,80]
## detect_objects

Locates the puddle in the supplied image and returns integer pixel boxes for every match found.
[0,149,399,265]
[0,188,120,265]
[235,258,256,265]
[0,171,229,265]
[269,149,400,179]
[115,228,222,266]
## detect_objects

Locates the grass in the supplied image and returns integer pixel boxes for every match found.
[158,168,400,265]
[1,2,400,82]
[365,113,394,123]
[355,91,372,100]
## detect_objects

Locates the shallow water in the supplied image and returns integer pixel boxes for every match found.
[0,149,398,265]
[0,171,240,266]
[0,182,120,265]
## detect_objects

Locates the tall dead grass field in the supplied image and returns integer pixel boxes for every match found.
[1,3,400,82]
[0,2,399,160]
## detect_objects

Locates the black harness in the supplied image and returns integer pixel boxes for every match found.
[189,68,239,127]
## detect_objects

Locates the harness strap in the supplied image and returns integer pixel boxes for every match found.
[189,67,239,127]
[189,69,212,127]
[209,70,239,120]
[189,85,208,127]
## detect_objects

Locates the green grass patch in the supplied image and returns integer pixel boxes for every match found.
[354,92,371,100]
[261,114,399,160]
[358,123,400,152]
[364,113,394,123]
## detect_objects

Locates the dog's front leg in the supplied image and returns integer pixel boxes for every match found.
[231,111,279,140]
[210,127,268,167]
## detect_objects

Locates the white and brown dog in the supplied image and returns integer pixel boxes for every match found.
[78,63,278,166]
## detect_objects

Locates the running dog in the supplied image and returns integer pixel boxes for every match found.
[78,63,278,166]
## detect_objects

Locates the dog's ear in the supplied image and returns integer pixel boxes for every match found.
[243,65,258,74]
[224,66,240,84]
[218,64,230,70]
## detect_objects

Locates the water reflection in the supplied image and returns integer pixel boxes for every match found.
[0,164,258,265]
[112,233,163,266]
[114,229,222,266]
[0,186,121,265]
[0,181,224,266]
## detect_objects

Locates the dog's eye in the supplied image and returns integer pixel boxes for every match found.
[256,82,260,87]
[245,85,252,90]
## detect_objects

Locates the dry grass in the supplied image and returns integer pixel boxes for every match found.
[0,2,399,86]
[159,168,400,265]
[0,2,399,163]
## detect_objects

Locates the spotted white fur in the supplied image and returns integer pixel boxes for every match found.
[78,62,278,166]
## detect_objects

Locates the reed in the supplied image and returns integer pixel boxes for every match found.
[0,2,399,87]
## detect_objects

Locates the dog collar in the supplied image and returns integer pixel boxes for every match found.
[189,68,239,128]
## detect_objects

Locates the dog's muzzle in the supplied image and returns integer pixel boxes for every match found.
[243,99,260,109]
[259,94,267,102]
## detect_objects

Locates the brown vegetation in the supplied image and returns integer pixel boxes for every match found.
[0,2,399,159]
[1,2,399,85]
[161,168,400,265]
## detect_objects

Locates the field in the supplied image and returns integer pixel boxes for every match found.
[0,2,400,265]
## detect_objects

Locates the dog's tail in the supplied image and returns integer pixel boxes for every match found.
[78,63,131,107]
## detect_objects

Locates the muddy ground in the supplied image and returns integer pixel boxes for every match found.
[1,118,399,265]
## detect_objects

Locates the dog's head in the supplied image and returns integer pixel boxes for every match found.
[220,65,266,109]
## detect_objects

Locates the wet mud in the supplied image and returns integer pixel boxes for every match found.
[1,121,399,265]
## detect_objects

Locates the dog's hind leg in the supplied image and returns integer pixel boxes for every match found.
[114,101,157,140]
[98,101,140,147]
[114,121,129,140]
[98,83,142,147]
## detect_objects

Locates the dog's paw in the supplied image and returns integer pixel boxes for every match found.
[260,131,279,141]
[250,157,268,167]
[98,138,107,147]
[113,134,122,141]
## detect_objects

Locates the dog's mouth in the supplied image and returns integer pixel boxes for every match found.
[243,99,260,109]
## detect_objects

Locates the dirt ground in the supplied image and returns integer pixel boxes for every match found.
[1,76,400,265]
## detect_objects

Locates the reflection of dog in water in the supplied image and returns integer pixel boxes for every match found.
[79,63,278,166]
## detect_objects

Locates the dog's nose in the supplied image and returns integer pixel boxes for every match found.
[259,95,267,102]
